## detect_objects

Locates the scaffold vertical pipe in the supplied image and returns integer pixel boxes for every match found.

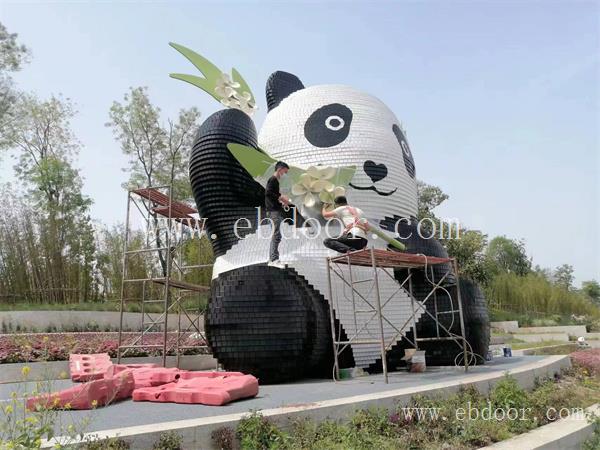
[370,247,388,384]
[453,258,469,372]
[176,223,183,369]
[432,265,440,338]
[117,191,132,364]
[408,268,419,350]
[140,280,146,346]
[161,185,173,367]
[326,258,340,380]
[346,254,359,341]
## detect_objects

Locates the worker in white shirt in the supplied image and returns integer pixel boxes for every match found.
[321,196,369,253]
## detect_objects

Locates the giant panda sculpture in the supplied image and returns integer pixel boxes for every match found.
[187,69,490,383]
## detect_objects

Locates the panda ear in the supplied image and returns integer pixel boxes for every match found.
[266,71,305,111]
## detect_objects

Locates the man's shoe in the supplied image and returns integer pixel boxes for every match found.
[267,260,286,269]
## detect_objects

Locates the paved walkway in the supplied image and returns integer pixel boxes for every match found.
[0,356,549,433]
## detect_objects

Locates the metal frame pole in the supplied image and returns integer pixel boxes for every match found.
[408,268,419,350]
[453,259,469,372]
[432,266,440,338]
[370,247,388,384]
[117,191,132,364]
[140,280,146,345]
[176,293,182,368]
[346,255,359,341]
[161,185,173,367]
[176,216,184,368]
[326,258,340,380]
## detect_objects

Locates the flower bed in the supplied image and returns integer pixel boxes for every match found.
[571,348,600,373]
[0,332,207,364]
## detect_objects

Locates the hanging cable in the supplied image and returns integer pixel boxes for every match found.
[417,253,485,368]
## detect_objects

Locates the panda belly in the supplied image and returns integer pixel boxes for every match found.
[212,223,424,369]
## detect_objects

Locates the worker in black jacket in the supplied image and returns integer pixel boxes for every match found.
[265,161,290,268]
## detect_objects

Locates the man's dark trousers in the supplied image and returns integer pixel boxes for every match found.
[324,235,368,254]
[269,210,283,261]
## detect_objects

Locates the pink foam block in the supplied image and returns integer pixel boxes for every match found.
[104,365,177,388]
[127,367,184,388]
[69,353,112,382]
[178,371,244,380]
[132,374,259,406]
[108,363,160,376]
[27,371,134,411]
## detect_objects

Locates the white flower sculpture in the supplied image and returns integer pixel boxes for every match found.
[291,166,346,208]
[170,44,259,117]
[215,72,257,116]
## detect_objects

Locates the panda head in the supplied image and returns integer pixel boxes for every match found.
[258,71,418,221]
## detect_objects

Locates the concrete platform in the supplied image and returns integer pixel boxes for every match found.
[482,403,600,450]
[0,355,570,449]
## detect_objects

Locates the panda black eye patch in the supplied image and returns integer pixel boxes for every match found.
[304,103,353,148]
[393,124,416,179]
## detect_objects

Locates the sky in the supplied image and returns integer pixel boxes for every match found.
[0,0,598,286]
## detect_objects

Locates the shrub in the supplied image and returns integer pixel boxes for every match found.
[211,426,238,450]
[220,369,599,450]
[583,415,600,450]
[152,430,183,450]
[237,412,288,450]
[84,437,131,449]
[1,369,92,449]
[490,373,528,412]
[350,408,394,437]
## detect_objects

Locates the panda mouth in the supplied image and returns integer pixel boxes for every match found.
[349,183,398,196]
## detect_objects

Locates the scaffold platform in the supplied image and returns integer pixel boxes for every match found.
[326,247,469,383]
[117,186,213,367]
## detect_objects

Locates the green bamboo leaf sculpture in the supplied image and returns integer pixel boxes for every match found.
[169,42,257,115]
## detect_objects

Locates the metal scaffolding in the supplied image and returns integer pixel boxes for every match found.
[326,247,469,383]
[117,186,213,367]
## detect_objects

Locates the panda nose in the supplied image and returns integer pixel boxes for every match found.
[364,160,388,183]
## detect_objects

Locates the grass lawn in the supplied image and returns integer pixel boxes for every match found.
[525,344,579,356]
[510,340,574,350]
[0,302,122,312]
[0,297,208,314]
[489,309,596,328]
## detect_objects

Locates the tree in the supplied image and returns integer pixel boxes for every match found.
[0,94,96,303]
[106,87,201,274]
[416,180,448,222]
[416,181,494,284]
[443,229,491,285]
[106,87,200,200]
[0,22,29,137]
[533,264,552,281]
[553,264,574,291]
[1,93,78,182]
[582,280,600,304]
[486,236,531,276]
[95,224,153,301]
